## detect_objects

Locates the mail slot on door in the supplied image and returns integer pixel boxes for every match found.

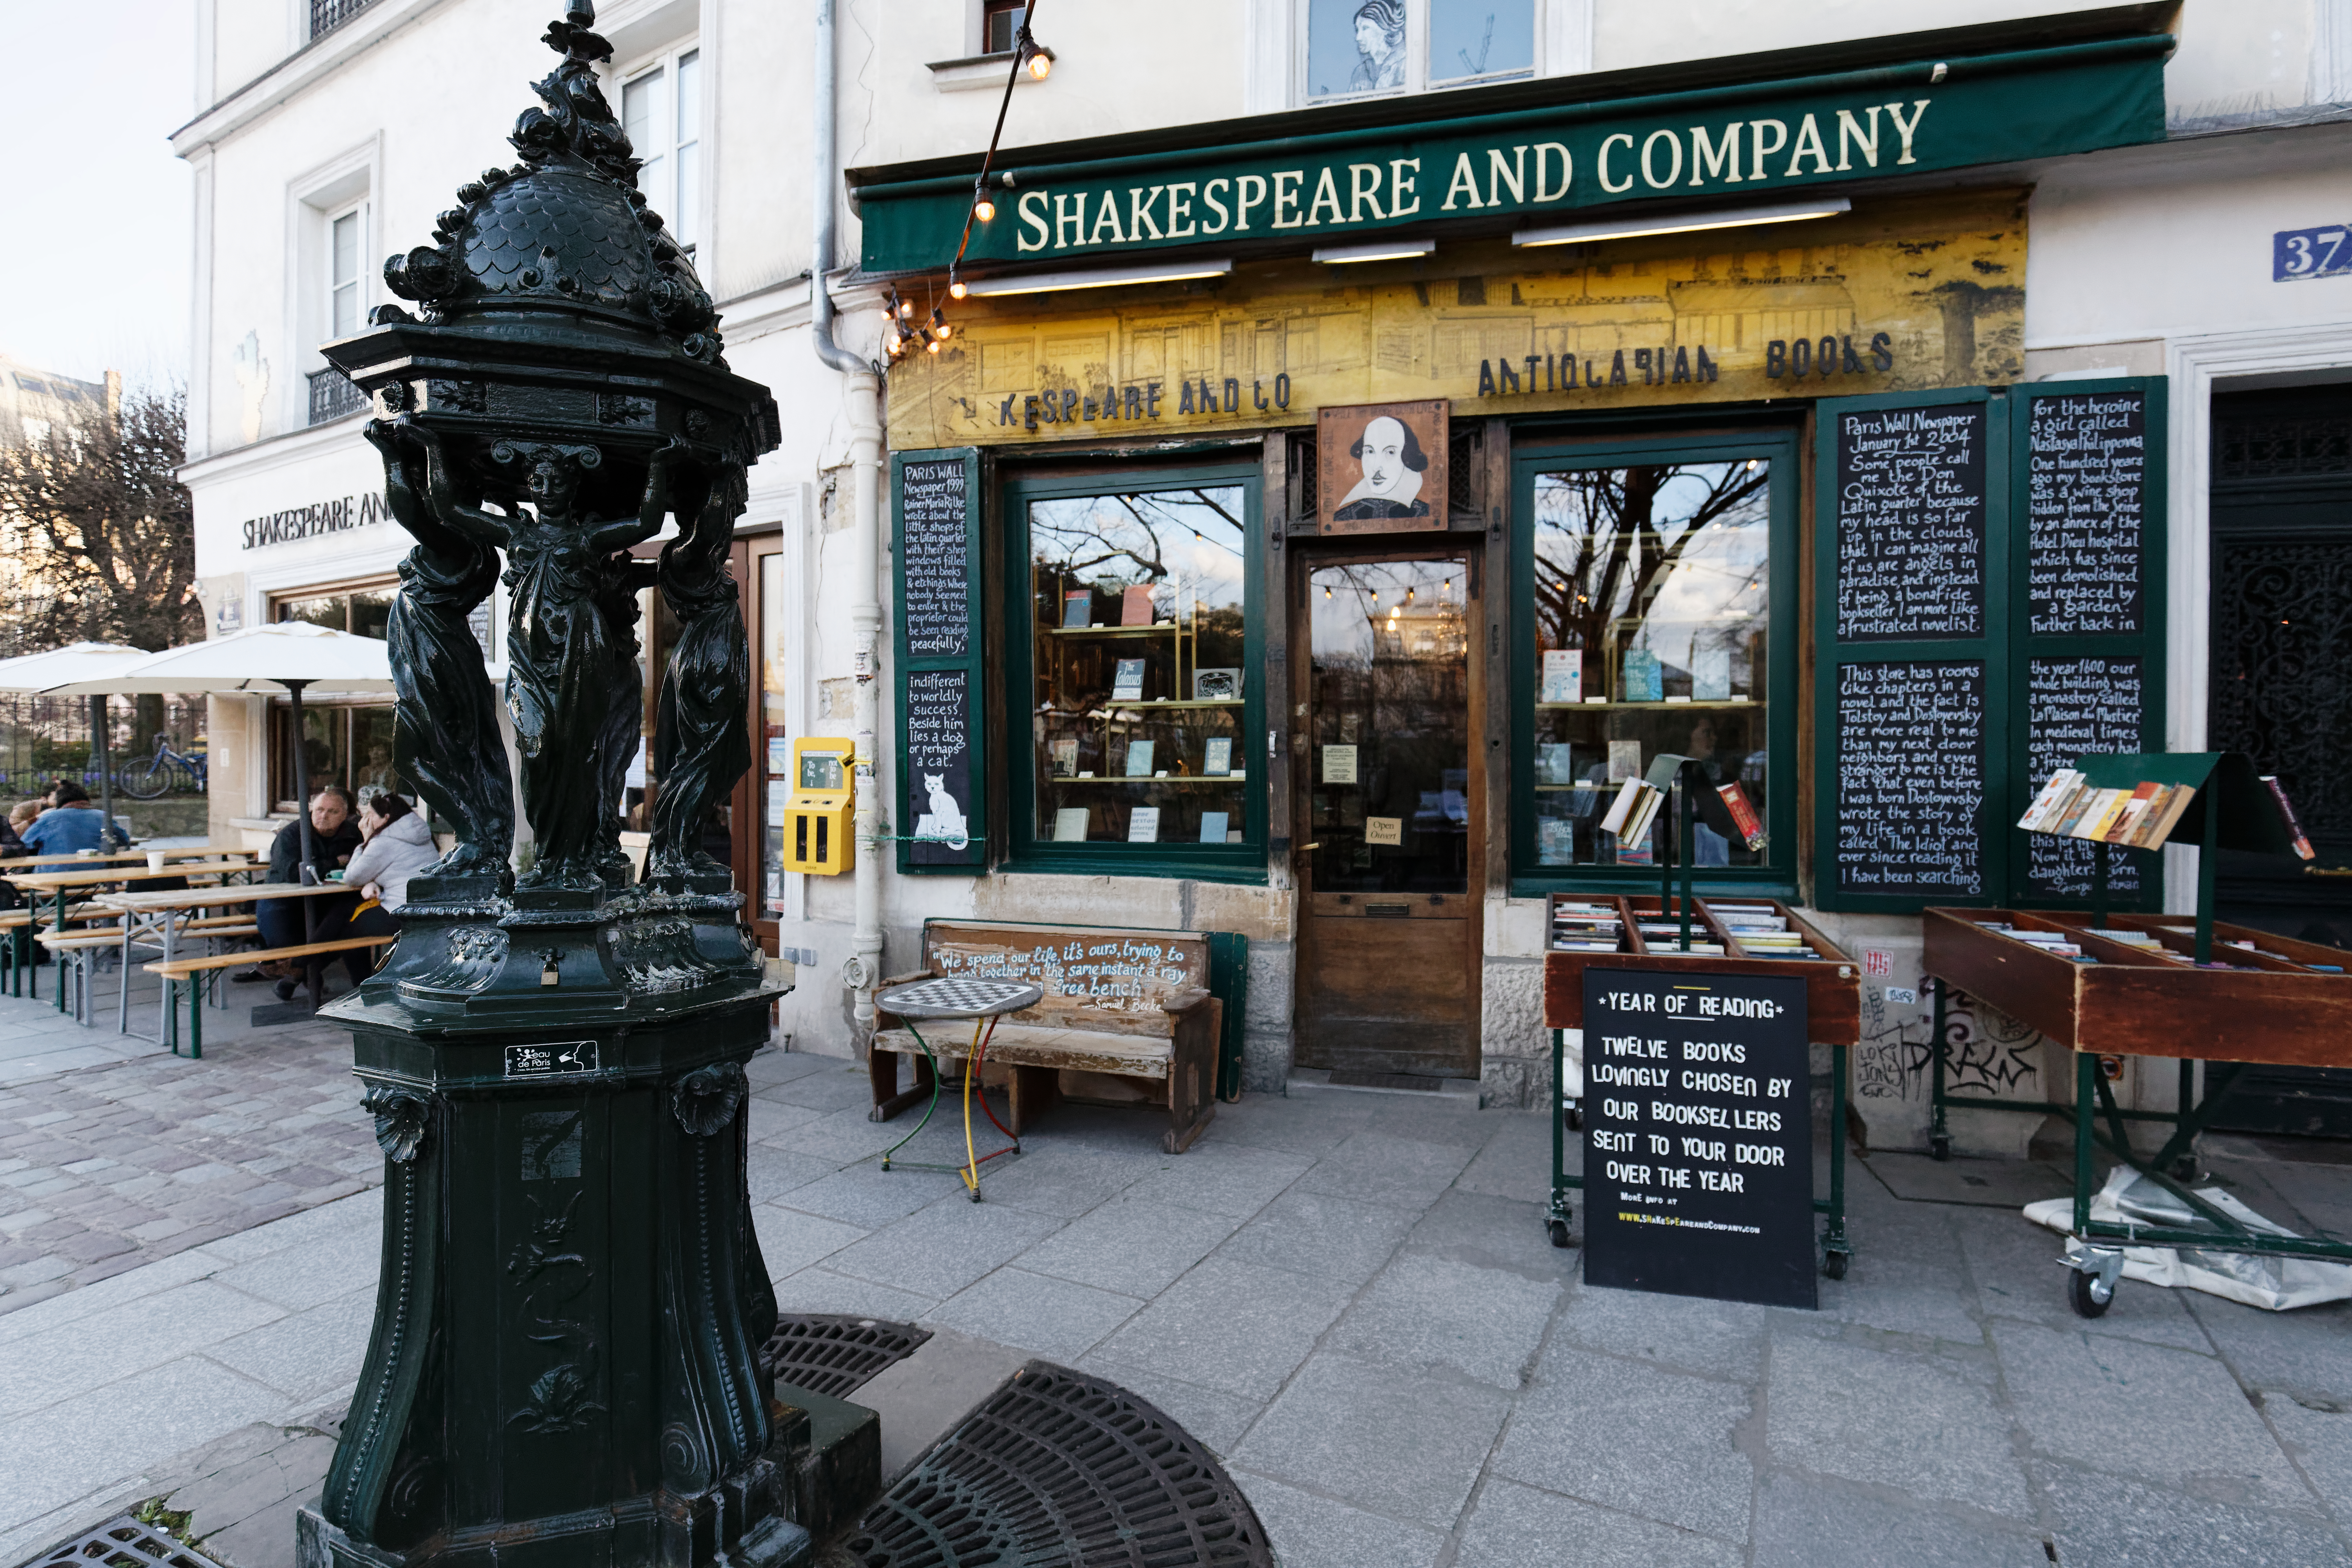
[784,737,856,875]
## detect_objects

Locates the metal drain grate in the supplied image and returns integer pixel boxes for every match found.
[845,1361,1272,1568]
[21,1517,224,1568]
[757,1314,933,1399]
[1328,1069,1446,1092]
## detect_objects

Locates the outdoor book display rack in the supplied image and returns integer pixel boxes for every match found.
[1920,750,2352,1317]
[1539,891,1863,1278]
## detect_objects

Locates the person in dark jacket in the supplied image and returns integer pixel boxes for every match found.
[236,786,364,989]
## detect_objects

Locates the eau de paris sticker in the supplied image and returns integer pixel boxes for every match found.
[1581,969,1816,1309]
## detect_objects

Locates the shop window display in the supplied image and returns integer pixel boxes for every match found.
[1026,484,1251,850]
[1528,460,1773,868]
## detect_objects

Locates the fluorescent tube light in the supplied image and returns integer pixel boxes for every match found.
[962,259,1233,296]
[1512,198,1851,249]
[1313,238,1435,264]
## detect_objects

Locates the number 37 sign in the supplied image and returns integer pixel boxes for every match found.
[2274,224,2352,282]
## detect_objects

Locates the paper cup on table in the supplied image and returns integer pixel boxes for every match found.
[146,850,168,873]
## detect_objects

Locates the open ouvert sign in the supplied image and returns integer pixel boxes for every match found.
[1582,969,1815,1309]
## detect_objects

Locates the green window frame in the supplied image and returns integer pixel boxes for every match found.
[1000,459,1269,882]
[1508,429,1802,896]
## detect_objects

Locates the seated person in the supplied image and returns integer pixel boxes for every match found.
[240,786,364,993]
[0,800,32,858]
[283,791,431,1000]
[19,781,114,854]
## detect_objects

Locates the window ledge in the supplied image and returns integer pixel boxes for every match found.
[926,51,1050,92]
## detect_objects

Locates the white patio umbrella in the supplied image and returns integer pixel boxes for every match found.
[0,642,154,848]
[47,623,397,873]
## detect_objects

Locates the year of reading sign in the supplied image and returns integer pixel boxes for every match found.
[1581,969,1815,1309]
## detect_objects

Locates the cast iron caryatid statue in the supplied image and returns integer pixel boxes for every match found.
[311,6,805,1567]
[364,421,516,891]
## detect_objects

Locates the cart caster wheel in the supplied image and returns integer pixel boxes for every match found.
[1928,1134,1951,1162]
[1563,1102,1583,1133]
[880,1159,892,1171]
[2168,1155,2199,1183]
[2069,1266,2114,1318]
[1822,1248,1850,1280]
[1547,1219,1573,1249]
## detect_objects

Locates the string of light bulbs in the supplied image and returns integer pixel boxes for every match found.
[880,3,1051,360]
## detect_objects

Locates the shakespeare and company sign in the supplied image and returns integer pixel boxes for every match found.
[854,35,2165,273]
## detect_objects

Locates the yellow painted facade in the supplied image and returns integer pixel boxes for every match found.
[882,190,2027,451]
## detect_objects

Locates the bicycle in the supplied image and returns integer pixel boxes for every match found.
[117,735,209,799]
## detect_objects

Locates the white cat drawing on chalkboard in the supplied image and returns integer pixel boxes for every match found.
[916,772,969,851]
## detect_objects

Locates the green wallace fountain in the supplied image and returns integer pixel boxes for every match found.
[296,5,807,1563]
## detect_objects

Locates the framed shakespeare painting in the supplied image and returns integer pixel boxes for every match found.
[1317,400,1449,534]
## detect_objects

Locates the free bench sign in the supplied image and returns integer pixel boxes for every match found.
[1582,969,1815,1309]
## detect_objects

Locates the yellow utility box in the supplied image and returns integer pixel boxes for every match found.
[783,737,856,875]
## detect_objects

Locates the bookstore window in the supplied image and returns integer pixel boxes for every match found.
[1523,456,1779,873]
[268,582,401,810]
[1010,470,1262,867]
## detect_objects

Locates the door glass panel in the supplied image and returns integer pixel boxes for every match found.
[758,551,787,918]
[1529,461,1772,868]
[1308,557,1470,892]
[1028,485,1249,848]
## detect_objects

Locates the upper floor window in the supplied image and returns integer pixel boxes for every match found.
[309,0,377,42]
[622,48,702,251]
[329,208,363,340]
[1305,0,1535,103]
[983,0,1027,55]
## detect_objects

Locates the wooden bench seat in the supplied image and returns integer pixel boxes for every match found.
[147,936,394,1059]
[869,921,1222,1154]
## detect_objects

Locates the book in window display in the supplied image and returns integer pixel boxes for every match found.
[1193,668,1241,701]
[1622,648,1663,703]
[1050,738,1078,778]
[1111,658,1146,701]
[1128,807,1161,842]
[1120,585,1158,627]
[1541,649,1583,704]
[1203,736,1233,776]
[1200,811,1228,845]
[1062,589,1094,628]
[1053,807,1090,842]
[1125,740,1156,778]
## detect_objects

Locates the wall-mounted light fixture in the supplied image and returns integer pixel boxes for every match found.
[1512,197,1850,249]
[1312,238,1435,265]
[961,258,1233,297]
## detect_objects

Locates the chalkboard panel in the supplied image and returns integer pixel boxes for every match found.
[2027,390,2146,636]
[1582,968,1815,1310]
[899,457,974,658]
[1833,403,1987,642]
[1836,660,1987,897]
[904,668,974,867]
[895,449,986,873]
[2025,656,2145,899]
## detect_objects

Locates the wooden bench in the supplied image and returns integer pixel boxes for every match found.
[868,921,1222,1154]
[147,936,394,1058]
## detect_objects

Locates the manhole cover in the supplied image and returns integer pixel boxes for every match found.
[1328,1069,1445,1092]
[845,1361,1272,1568]
[20,1517,224,1568]
[758,1314,932,1399]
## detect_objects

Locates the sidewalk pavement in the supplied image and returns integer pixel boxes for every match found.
[1,1035,2349,1567]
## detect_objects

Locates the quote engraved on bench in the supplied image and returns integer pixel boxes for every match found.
[505,1041,600,1077]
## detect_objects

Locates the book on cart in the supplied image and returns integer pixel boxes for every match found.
[1715,781,1765,850]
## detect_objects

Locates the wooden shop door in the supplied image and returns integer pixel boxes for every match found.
[1292,546,1482,1080]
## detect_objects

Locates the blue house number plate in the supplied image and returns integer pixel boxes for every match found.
[2274,224,2352,282]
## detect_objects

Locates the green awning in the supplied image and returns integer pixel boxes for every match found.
[853,24,2169,277]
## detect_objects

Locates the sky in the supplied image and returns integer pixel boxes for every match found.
[0,0,196,391]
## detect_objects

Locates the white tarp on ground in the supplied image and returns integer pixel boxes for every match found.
[2024,1167,2352,1312]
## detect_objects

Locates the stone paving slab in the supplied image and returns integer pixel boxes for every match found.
[5,1049,2352,1568]
[0,1006,376,1315]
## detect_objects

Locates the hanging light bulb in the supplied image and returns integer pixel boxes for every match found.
[926,336,943,354]
[974,195,997,223]
[1323,585,1332,599]
[949,274,969,300]
[1026,46,1052,80]
[899,299,915,319]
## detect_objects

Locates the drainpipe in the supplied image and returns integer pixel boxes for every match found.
[813,0,888,1039]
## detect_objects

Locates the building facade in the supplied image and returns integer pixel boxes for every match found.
[174,0,2352,1142]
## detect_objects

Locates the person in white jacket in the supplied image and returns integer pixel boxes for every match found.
[288,792,437,998]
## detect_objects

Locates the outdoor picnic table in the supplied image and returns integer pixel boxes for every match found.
[2,858,260,1012]
[0,844,255,873]
[96,880,368,1037]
